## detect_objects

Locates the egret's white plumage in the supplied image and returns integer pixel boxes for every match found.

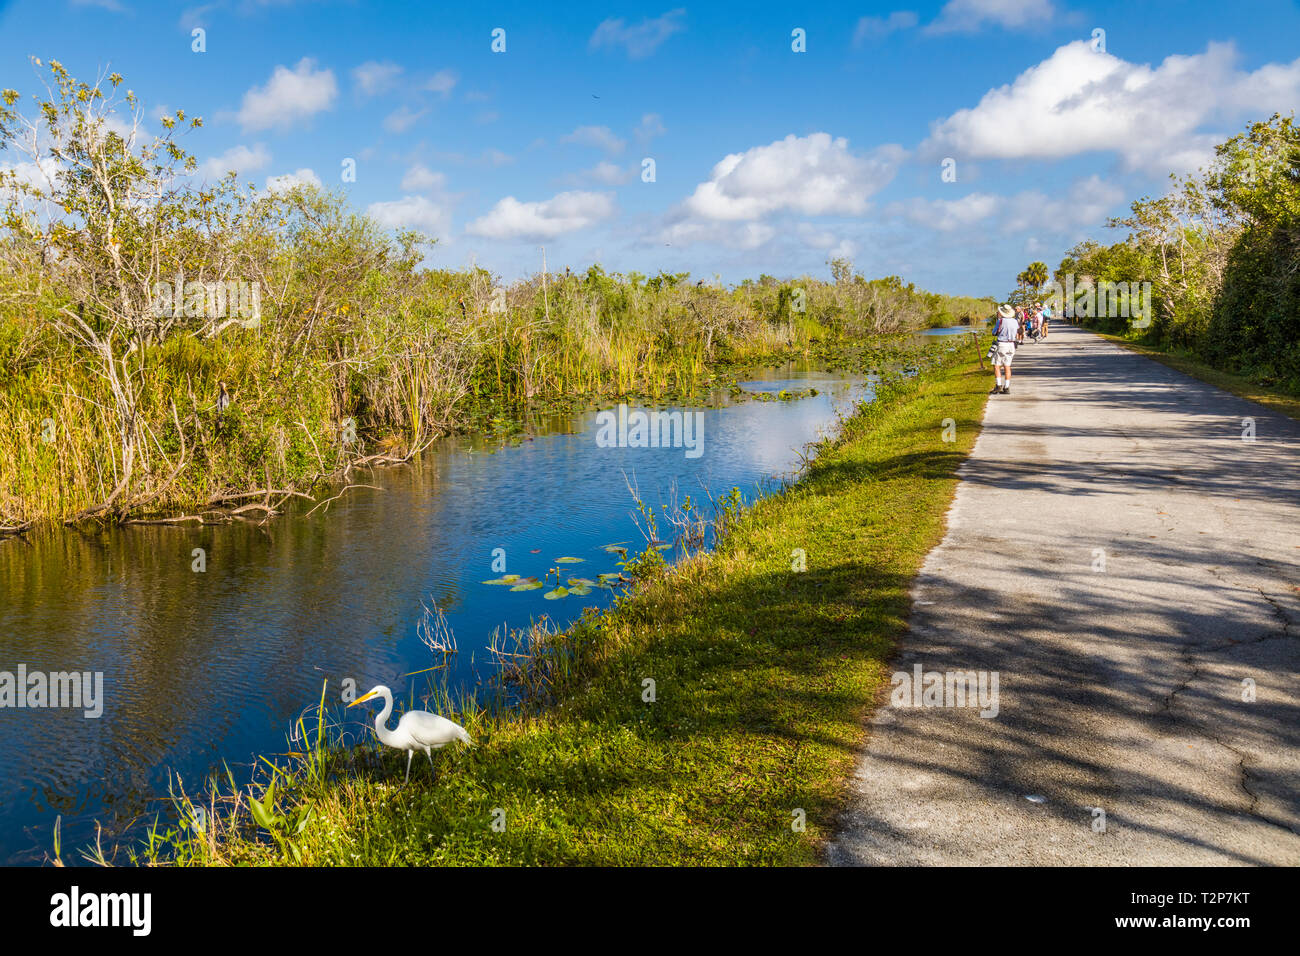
[347,684,472,783]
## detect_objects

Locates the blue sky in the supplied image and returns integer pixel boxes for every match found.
[1,0,1298,297]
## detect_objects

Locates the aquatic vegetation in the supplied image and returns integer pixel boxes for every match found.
[749,386,820,402]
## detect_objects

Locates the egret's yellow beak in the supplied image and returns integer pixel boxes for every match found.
[347,690,377,708]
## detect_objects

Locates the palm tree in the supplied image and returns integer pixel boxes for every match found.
[1025,261,1049,296]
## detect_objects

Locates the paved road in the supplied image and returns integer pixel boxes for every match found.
[828,323,1300,865]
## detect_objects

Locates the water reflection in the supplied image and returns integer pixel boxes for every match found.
[0,363,869,864]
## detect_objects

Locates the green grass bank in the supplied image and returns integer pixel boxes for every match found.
[120,349,990,867]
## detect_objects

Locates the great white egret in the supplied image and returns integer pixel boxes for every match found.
[347,685,473,783]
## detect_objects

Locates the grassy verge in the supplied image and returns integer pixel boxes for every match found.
[1087,327,1300,422]
[135,351,990,867]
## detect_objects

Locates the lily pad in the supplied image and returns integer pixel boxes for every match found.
[543,586,570,600]
[567,577,596,587]
[568,584,593,596]
[482,574,522,585]
[555,556,585,564]
[602,543,629,554]
[510,577,544,591]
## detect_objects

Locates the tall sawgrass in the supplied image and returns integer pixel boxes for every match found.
[1,251,989,529]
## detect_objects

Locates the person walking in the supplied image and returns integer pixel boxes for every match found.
[991,304,1018,394]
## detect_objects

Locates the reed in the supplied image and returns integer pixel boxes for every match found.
[0,61,995,532]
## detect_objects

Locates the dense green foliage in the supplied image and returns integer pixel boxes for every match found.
[1056,114,1300,390]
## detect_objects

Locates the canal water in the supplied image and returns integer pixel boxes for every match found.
[0,361,882,864]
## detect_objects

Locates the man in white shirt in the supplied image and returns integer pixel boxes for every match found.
[991,303,1018,394]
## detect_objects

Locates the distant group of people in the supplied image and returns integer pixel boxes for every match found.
[1015,302,1051,344]
[988,301,1052,395]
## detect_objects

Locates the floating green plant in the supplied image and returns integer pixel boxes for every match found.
[482,574,521,585]
[555,556,585,564]
[543,586,570,600]
[510,577,544,591]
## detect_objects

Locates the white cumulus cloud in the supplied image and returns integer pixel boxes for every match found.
[265,168,322,193]
[679,133,903,222]
[237,59,338,131]
[466,191,616,241]
[366,195,452,239]
[922,40,1300,174]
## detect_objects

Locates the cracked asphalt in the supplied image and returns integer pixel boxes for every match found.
[828,323,1300,866]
